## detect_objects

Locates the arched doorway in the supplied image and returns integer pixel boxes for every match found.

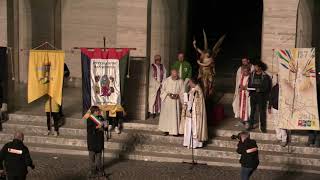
[187,0,263,92]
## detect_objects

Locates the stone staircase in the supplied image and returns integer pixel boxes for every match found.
[1,113,320,174]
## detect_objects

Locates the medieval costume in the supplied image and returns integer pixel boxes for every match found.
[183,85,208,148]
[148,63,167,115]
[158,76,184,135]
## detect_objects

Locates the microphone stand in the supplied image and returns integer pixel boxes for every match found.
[183,91,207,169]
[97,117,110,179]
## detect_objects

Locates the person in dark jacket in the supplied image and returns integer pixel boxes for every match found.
[0,132,35,180]
[59,63,70,117]
[85,106,105,178]
[268,74,288,147]
[237,131,259,180]
[247,62,271,132]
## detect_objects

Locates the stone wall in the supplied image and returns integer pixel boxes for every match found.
[61,0,148,79]
[261,0,300,74]
[150,0,188,70]
[0,0,7,46]
[296,0,314,48]
[18,0,57,83]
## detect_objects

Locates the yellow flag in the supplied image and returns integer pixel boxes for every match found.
[27,50,65,105]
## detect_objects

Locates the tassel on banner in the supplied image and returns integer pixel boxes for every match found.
[126,52,131,79]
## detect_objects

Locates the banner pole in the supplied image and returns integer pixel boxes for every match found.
[127,51,131,78]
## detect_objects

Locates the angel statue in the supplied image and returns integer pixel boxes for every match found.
[193,30,226,98]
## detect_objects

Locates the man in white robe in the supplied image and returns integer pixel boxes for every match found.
[183,78,208,148]
[233,66,251,126]
[234,58,254,85]
[233,58,254,126]
[159,69,184,135]
[148,55,167,118]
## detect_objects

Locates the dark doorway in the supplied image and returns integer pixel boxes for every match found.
[186,0,263,90]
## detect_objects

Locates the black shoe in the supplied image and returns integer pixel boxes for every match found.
[162,132,169,136]
[152,114,156,119]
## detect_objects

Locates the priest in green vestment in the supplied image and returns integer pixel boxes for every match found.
[171,53,192,81]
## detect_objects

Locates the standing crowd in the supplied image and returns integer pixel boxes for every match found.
[232,58,288,146]
[149,52,208,149]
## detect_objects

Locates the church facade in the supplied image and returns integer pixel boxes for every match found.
[0,0,319,124]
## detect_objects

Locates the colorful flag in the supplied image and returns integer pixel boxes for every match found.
[27,50,64,105]
[276,48,319,130]
[81,48,129,115]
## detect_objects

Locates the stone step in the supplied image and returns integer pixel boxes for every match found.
[8,113,159,131]
[6,113,310,143]
[1,135,320,172]
[5,113,314,158]
[0,133,125,151]
[133,143,320,167]
[2,126,320,167]
[209,137,320,156]
[1,124,318,156]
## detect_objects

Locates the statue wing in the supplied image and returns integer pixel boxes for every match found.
[203,29,208,50]
[212,34,226,58]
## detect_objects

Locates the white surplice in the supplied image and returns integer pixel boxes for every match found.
[148,63,167,114]
[232,66,253,121]
[183,86,207,148]
[158,76,184,135]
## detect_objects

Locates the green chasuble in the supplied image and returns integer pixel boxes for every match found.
[171,61,192,80]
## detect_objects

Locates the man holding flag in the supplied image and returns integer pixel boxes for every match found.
[27,50,65,136]
[83,106,106,178]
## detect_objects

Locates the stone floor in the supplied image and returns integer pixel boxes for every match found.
[24,152,320,180]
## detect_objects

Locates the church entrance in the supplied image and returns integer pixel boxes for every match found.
[186,0,263,92]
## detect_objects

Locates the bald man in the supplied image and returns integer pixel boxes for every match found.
[159,69,184,135]
[0,132,35,180]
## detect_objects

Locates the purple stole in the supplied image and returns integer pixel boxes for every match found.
[152,64,164,82]
[151,63,164,113]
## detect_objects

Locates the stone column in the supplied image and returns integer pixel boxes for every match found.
[0,0,7,46]
[261,0,300,130]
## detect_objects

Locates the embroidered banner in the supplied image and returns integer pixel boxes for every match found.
[90,59,120,105]
[81,48,129,115]
[276,48,319,130]
[27,50,65,105]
